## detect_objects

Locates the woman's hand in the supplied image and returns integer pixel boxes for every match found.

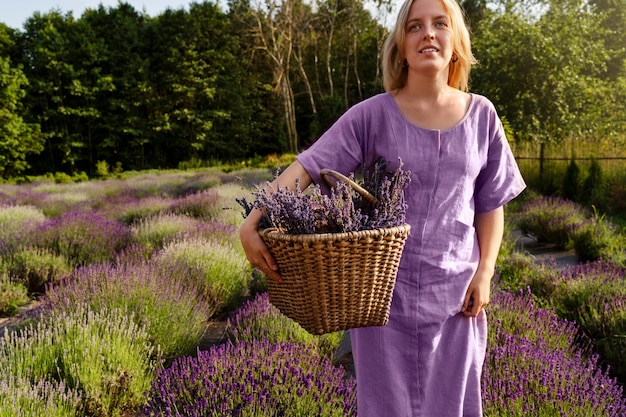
[238,160,313,283]
[462,267,492,317]
[462,206,504,317]
[239,209,282,282]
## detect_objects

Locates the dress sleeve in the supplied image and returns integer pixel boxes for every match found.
[296,105,366,194]
[474,115,526,213]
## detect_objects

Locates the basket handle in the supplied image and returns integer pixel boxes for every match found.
[320,168,378,205]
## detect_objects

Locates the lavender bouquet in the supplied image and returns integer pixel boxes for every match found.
[240,158,410,235]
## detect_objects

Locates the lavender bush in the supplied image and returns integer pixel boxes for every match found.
[0,375,81,417]
[0,275,29,316]
[551,261,626,380]
[495,250,561,300]
[517,196,589,248]
[108,195,171,225]
[131,212,203,252]
[0,204,46,244]
[571,214,625,265]
[156,236,252,312]
[0,304,159,417]
[28,210,133,266]
[43,260,215,360]
[167,189,220,219]
[484,289,626,416]
[5,248,72,294]
[228,292,343,359]
[142,339,356,416]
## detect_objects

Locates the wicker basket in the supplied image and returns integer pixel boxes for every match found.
[259,169,410,335]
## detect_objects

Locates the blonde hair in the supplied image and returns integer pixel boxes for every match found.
[382,0,477,92]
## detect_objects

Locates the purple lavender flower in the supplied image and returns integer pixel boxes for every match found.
[27,210,133,266]
[142,339,356,416]
[484,289,626,416]
[248,159,410,234]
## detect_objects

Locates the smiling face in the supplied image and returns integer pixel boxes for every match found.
[403,0,454,77]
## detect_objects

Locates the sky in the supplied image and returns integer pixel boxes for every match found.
[0,0,193,29]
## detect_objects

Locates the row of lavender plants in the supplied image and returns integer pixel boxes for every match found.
[0,170,624,415]
[516,194,625,265]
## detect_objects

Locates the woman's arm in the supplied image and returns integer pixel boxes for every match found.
[239,160,312,282]
[461,206,504,317]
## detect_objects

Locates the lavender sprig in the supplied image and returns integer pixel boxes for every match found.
[239,159,410,234]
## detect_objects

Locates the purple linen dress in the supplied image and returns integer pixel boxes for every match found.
[297,92,526,417]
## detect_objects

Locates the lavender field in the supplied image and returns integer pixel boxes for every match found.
[0,169,625,416]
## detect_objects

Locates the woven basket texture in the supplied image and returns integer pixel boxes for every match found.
[260,223,410,335]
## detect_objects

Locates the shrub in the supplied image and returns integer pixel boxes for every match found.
[167,189,220,219]
[112,196,171,225]
[142,339,356,416]
[483,289,626,416]
[0,204,46,243]
[551,261,626,380]
[228,292,343,359]
[606,172,626,216]
[131,212,202,252]
[0,375,81,417]
[571,215,625,265]
[517,196,589,248]
[495,252,560,302]
[0,276,29,316]
[43,260,215,360]
[29,211,133,266]
[5,248,72,293]
[0,304,160,417]
[581,157,606,210]
[156,236,251,312]
[561,158,581,201]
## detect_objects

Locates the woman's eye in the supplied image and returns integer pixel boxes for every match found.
[408,24,421,32]
[435,21,448,28]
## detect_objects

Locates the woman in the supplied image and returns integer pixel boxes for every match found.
[239,0,526,415]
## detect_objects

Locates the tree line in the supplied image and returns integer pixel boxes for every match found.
[0,0,624,179]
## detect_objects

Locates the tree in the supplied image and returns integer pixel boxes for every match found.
[471,0,615,176]
[80,2,151,171]
[0,26,43,178]
[18,11,83,174]
[589,0,626,80]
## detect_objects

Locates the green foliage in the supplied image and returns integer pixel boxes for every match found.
[44,260,215,361]
[0,304,160,416]
[131,212,202,251]
[572,212,625,265]
[156,236,252,312]
[4,248,72,294]
[517,197,589,248]
[0,55,43,179]
[0,276,29,316]
[581,157,606,209]
[227,292,344,359]
[472,0,624,145]
[95,160,110,179]
[0,376,81,417]
[561,158,581,201]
